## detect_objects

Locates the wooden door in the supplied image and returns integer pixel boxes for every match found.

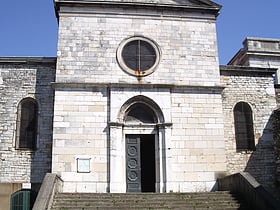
[126,135,141,192]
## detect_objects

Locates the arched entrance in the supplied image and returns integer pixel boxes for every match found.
[109,95,171,193]
[126,134,155,192]
[124,102,157,192]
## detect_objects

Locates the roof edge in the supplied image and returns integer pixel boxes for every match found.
[220,65,277,75]
[54,0,221,17]
[0,57,57,64]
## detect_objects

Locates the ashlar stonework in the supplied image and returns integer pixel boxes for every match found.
[0,0,280,209]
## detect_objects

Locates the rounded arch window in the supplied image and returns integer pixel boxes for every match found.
[233,102,255,151]
[16,97,38,150]
[125,103,157,124]
[117,36,161,77]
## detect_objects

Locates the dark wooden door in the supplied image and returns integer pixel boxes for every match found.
[126,134,156,193]
[126,135,141,192]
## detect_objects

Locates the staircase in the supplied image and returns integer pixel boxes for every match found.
[50,191,251,210]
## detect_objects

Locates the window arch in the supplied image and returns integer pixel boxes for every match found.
[16,98,38,150]
[233,102,255,151]
[125,103,157,124]
[118,95,164,124]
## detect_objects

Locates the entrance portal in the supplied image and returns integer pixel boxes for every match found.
[126,134,155,192]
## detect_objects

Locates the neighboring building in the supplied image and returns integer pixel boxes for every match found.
[0,57,56,209]
[0,0,279,209]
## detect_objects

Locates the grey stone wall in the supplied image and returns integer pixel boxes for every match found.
[0,58,56,184]
[55,4,220,87]
[273,108,280,194]
[220,65,277,192]
[52,2,226,193]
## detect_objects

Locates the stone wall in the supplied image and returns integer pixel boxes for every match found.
[220,65,277,192]
[169,88,226,192]
[273,100,280,194]
[275,87,280,192]
[55,4,220,87]
[52,87,109,192]
[0,183,21,210]
[52,2,225,193]
[0,58,56,184]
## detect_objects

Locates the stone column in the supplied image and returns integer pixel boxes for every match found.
[158,123,172,193]
[109,123,125,193]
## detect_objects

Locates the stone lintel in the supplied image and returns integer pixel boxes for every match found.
[108,122,172,128]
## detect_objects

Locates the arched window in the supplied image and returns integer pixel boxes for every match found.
[16,98,38,150]
[119,95,164,125]
[233,102,255,151]
[125,103,156,124]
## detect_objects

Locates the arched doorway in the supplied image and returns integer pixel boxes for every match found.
[124,103,157,192]
[109,95,171,193]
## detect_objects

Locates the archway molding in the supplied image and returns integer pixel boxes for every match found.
[109,95,172,193]
[117,95,165,125]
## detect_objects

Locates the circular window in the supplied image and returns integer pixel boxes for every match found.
[117,36,160,77]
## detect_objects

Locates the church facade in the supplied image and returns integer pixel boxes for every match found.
[0,0,280,208]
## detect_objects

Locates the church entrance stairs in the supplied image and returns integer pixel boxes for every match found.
[50,191,251,210]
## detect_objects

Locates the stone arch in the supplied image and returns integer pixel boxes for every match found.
[117,95,165,124]
[110,95,170,193]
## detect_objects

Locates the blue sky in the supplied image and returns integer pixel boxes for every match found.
[0,0,279,64]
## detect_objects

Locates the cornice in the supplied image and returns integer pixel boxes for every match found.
[0,57,57,65]
[54,0,221,20]
[51,82,225,92]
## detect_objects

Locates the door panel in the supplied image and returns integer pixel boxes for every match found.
[126,134,156,193]
[126,135,141,192]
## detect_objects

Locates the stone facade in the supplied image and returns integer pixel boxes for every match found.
[220,65,277,192]
[273,108,280,193]
[0,0,280,208]
[0,58,56,201]
[52,0,226,193]
[227,37,280,194]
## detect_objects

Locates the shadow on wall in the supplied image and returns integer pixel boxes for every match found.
[30,62,56,193]
[245,113,279,197]
[273,109,280,195]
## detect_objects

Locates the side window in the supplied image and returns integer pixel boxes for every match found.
[16,98,38,150]
[233,102,255,152]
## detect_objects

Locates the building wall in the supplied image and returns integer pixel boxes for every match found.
[1,1,278,199]
[0,59,56,184]
[169,88,226,192]
[56,9,220,86]
[0,183,21,210]
[229,38,280,83]
[53,4,226,192]
[273,108,280,194]
[108,87,226,193]
[220,66,277,191]
[52,87,109,192]
[52,87,226,193]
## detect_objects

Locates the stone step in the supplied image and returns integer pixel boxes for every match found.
[50,191,251,210]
